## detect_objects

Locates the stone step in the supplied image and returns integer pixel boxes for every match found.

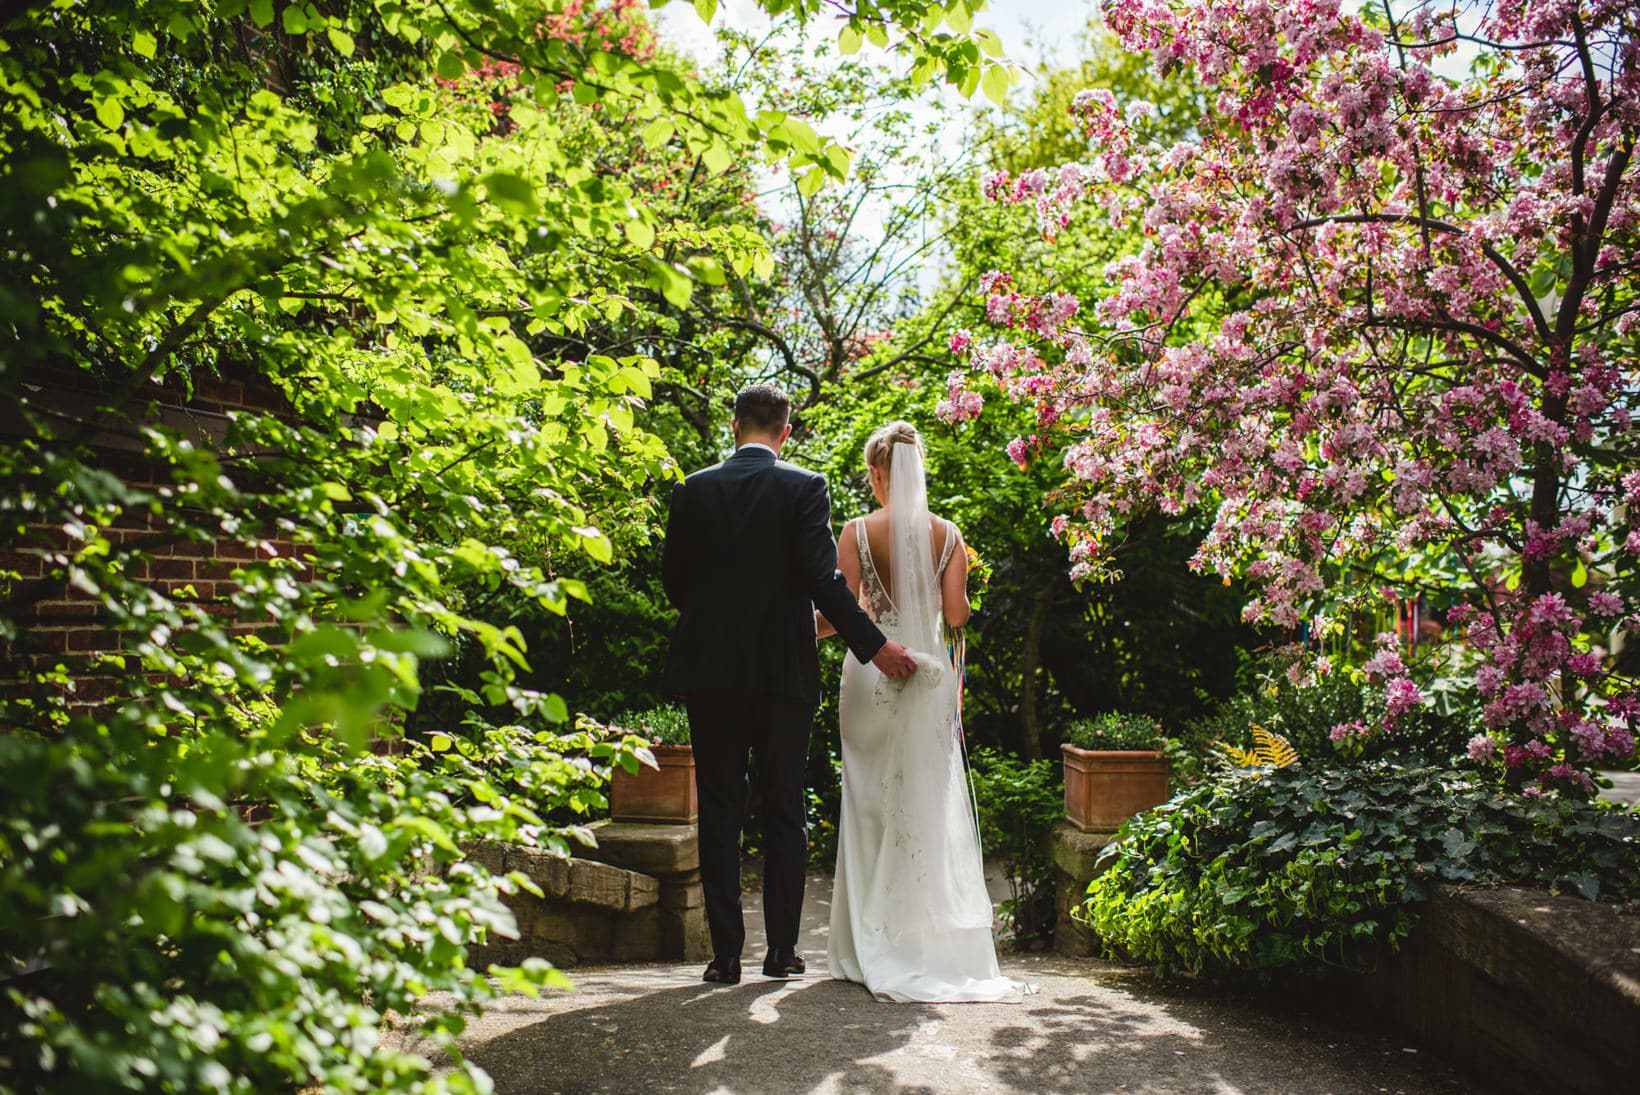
[581,819,700,875]
[465,841,658,913]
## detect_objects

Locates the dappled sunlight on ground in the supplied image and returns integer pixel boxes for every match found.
[391,871,1481,1094]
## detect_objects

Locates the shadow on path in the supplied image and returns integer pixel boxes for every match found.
[461,976,939,1095]
[394,870,1482,1093]
[431,965,1476,1095]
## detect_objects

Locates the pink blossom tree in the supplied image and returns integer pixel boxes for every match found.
[944,0,1639,791]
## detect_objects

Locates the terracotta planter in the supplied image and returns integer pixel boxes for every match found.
[1061,743,1169,833]
[610,744,698,824]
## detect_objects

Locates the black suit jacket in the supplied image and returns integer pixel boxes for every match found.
[661,447,887,706]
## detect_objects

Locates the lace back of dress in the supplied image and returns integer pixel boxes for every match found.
[854,520,895,626]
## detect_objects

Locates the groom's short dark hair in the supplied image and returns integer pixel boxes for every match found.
[734,383,790,434]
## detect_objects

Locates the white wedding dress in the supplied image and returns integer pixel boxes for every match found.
[827,444,1026,1003]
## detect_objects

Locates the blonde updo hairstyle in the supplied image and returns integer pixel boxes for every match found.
[863,420,923,474]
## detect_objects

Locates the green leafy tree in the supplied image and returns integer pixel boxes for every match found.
[792,24,1250,756]
[0,0,996,1088]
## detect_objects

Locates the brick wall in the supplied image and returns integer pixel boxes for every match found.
[1,362,301,710]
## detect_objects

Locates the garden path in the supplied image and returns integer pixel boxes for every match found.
[1601,770,1640,808]
[401,870,1482,1094]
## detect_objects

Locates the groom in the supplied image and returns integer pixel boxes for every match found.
[662,383,917,985]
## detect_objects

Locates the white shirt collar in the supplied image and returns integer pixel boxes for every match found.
[737,442,778,456]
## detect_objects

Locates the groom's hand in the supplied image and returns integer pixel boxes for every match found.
[871,641,918,679]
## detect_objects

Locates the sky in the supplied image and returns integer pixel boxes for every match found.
[654,0,1105,95]
[650,1,1106,296]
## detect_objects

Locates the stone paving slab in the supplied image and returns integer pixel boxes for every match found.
[394,872,1484,1094]
[1600,770,1640,808]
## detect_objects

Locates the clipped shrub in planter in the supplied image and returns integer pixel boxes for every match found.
[1061,713,1171,833]
[610,704,696,824]
[1082,759,1640,977]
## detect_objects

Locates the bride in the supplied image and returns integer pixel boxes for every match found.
[817,421,1025,1003]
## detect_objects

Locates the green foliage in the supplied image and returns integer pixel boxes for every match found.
[1083,761,1640,977]
[981,23,1207,174]
[0,696,648,1092]
[967,747,1061,944]
[612,702,691,746]
[0,0,989,1088]
[1188,653,1477,763]
[806,734,846,867]
[784,27,1246,753]
[1157,732,1208,789]
[1063,711,1166,751]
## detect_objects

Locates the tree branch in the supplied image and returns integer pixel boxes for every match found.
[1285,212,1552,344]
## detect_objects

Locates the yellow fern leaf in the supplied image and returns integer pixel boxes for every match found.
[1250,724,1299,768]
[1216,726,1300,769]
[1216,741,1261,767]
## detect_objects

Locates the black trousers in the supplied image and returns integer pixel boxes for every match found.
[686,692,814,960]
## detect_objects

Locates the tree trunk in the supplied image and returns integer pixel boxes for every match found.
[1019,576,1060,760]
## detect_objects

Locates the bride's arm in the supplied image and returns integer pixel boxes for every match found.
[816,520,862,639]
[942,524,971,628]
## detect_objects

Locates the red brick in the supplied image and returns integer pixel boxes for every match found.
[191,377,245,407]
[195,581,240,601]
[68,629,119,653]
[67,676,117,703]
[0,552,42,578]
[28,628,70,653]
[151,558,194,581]
[197,560,241,582]
[36,600,99,621]
[216,541,259,562]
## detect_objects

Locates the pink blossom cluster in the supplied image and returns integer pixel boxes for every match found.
[984,164,1094,240]
[935,369,983,424]
[946,0,1639,790]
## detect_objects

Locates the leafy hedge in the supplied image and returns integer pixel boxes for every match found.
[1186,664,1476,763]
[968,747,1062,944]
[0,702,648,1093]
[1083,760,1640,976]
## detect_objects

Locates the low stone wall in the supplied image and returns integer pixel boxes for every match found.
[465,822,710,969]
[1051,811,1640,1092]
[1333,884,1640,1094]
[466,842,662,968]
[1049,820,1117,957]
[578,819,709,963]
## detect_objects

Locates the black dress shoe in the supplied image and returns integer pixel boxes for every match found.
[762,948,806,978]
[702,957,741,985]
